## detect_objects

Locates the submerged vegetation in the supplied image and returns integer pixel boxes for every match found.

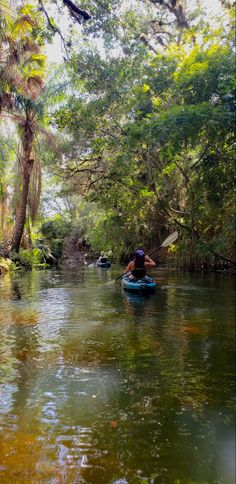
[0,0,235,270]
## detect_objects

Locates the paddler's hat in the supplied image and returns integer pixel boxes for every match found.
[134,249,145,257]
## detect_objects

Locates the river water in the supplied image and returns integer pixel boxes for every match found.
[0,267,235,483]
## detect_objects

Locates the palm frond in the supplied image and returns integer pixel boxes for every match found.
[27,74,45,98]
[28,53,46,67]
[12,15,36,38]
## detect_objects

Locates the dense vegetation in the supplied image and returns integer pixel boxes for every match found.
[0,0,235,271]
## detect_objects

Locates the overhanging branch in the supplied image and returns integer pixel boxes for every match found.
[62,0,91,21]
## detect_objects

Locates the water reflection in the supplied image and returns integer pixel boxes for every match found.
[96,267,111,282]
[0,268,235,483]
[11,280,22,300]
[122,290,151,318]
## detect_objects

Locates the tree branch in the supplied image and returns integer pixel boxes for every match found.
[211,251,236,265]
[39,0,69,55]
[150,0,189,28]
[190,143,210,170]
[173,158,190,183]
[62,0,91,21]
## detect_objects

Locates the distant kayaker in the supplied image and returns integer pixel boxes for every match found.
[98,251,108,263]
[124,249,156,280]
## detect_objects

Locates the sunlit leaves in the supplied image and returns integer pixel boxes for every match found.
[40,3,235,265]
[141,83,150,93]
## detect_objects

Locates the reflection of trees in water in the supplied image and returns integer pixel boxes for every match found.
[78,364,228,483]
[0,272,12,299]
[96,267,110,282]
[61,287,167,375]
[122,291,149,319]
[11,280,22,300]
[61,267,86,285]
[159,273,236,412]
[0,273,42,418]
[66,275,235,482]
[0,277,41,411]
[0,270,42,301]
[10,317,41,412]
[0,270,235,482]
[0,309,45,480]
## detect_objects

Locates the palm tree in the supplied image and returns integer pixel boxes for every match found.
[0,170,10,235]
[11,103,38,251]
[0,1,46,251]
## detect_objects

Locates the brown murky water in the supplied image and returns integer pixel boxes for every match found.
[0,267,235,483]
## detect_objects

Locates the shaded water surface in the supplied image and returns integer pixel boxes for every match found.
[0,268,235,483]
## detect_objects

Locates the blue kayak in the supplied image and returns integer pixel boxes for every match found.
[121,275,156,294]
[96,260,111,268]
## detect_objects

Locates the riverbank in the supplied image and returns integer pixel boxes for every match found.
[1,236,235,275]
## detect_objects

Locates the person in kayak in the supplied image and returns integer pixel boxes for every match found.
[98,251,108,263]
[124,249,156,280]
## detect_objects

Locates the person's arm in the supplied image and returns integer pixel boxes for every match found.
[124,261,133,274]
[144,255,156,268]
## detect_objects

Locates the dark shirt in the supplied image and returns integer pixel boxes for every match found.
[131,267,146,278]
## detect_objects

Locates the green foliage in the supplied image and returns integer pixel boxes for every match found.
[48,25,234,264]
[40,218,71,240]
[20,248,47,269]
[39,217,72,260]
[0,257,15,273]
[48,239,64,259]
[2,0,234,268]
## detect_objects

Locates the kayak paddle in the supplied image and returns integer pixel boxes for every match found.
[148,230,179,257]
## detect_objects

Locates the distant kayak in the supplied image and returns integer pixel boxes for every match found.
[121,275,156,294]
[96,260,111,268]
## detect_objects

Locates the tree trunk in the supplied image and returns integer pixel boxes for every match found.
[11,158,34,252]
[11,112,36,253]
[26,214,33,249]
[0,198,6,232]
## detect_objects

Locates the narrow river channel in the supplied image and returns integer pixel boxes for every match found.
[0,267,235,483]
